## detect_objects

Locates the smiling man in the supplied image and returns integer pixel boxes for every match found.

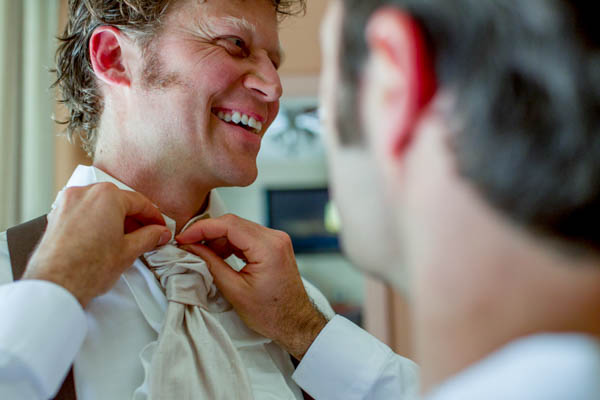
[86,0,283,230]
[0,0,335,399]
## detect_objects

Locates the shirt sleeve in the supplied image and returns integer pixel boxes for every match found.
[293,315,420,400]
[0,232,88,399]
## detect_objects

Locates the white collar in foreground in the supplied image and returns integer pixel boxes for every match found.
[426,333,600,400]
[54,164,227,238]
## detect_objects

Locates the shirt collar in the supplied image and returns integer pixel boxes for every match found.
[54,164,227,237]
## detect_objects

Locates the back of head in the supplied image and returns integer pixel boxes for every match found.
[339,0,600,256]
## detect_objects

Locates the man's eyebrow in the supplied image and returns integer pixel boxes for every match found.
[192,16,257,38]
[220,16,257,33]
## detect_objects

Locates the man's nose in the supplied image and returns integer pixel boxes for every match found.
[244,51,283,102]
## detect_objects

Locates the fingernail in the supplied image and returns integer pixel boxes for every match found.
[159,231,171,246]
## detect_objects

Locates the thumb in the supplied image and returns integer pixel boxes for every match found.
[183,243,245,300]
[125,225,172,257]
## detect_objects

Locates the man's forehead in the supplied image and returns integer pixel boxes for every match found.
[182,0,277,27]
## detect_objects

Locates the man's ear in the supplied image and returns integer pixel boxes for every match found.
[364,8,436,156]
[89,26,131,87]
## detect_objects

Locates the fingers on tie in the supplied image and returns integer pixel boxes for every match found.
[124,225,171,261]
[175,217,231,243]
[120,190,165,226]
[176,215,261,258]
[124,216,144,234]
[182,243,243,294]
[205,238,235,259]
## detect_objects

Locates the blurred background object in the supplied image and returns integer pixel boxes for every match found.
[264,104,322,156]
[0,0,412,360]
[0,0,60,230]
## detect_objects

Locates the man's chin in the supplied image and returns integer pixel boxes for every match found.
[217,167,258,188]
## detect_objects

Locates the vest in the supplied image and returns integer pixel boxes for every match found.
[6,215,76,400]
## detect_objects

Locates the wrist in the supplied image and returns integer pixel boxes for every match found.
[278,304,328,360]
[23,259,91,308]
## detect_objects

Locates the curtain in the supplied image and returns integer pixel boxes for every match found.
[0,0,59,231]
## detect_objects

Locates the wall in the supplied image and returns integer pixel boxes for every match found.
[277,0,331,97]
[0,0,60,230]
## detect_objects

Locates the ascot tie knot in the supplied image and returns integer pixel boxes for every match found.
[143,213,231,313]
[144,243,231,312]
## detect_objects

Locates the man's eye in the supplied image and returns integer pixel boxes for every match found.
[225,37,245,48]
[218,37,248,56]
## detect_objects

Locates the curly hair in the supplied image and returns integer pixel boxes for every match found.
[53,0,306,157]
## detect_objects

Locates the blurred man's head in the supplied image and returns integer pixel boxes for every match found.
[55,0,303,190]
[322,0,600,289]
[322,0,600,388]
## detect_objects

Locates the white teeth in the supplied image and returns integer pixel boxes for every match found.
[215,110,262,133]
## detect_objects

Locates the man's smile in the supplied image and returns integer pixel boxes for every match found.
[212,107,264,134]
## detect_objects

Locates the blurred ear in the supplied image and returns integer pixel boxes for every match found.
[89,26,131,87]
[364,8,436,157]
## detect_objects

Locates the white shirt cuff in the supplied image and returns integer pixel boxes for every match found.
[0,280,87,397]
[293,315,395,400]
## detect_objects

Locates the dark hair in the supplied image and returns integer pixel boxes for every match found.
[53,0,306,156]
[339,0,600,253]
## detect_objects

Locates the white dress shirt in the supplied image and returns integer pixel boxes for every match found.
[426,333,600,400]
[0,165,334,400]
[294,316,600,400]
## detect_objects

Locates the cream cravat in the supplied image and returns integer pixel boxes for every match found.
[143,214,255,400]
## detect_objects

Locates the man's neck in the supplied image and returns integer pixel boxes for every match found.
[93,162,212,233]
[417,263,600,393]
[411,173,600,393]
[156,192,211,233]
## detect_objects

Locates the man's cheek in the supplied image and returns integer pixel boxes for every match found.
[267,103,280,127]
[191,61,238,91]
